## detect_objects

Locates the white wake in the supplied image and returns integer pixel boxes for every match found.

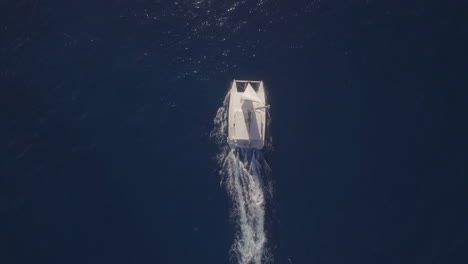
[211,93,272,264]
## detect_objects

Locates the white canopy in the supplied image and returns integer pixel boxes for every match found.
[240,84,263,104]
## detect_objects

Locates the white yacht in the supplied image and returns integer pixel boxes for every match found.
[227,80,268,149]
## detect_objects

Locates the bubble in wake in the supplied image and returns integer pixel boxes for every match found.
[211,93,272,264]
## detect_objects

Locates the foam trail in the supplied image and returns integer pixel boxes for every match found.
[211,93,271,264]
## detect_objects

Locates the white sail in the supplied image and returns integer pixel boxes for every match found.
[241,84,263,104]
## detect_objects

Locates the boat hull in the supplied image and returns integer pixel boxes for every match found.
[227,80,266,149]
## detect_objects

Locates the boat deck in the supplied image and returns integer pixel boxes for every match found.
[227,80,266,149]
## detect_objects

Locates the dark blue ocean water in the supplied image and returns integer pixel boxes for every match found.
[1,1,467,263]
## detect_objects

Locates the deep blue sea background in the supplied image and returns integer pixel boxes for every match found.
[1,1,467,263]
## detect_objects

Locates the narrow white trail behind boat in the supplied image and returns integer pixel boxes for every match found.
[211,80,272,264]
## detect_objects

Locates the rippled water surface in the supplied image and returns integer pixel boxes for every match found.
[1,1,467,264]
